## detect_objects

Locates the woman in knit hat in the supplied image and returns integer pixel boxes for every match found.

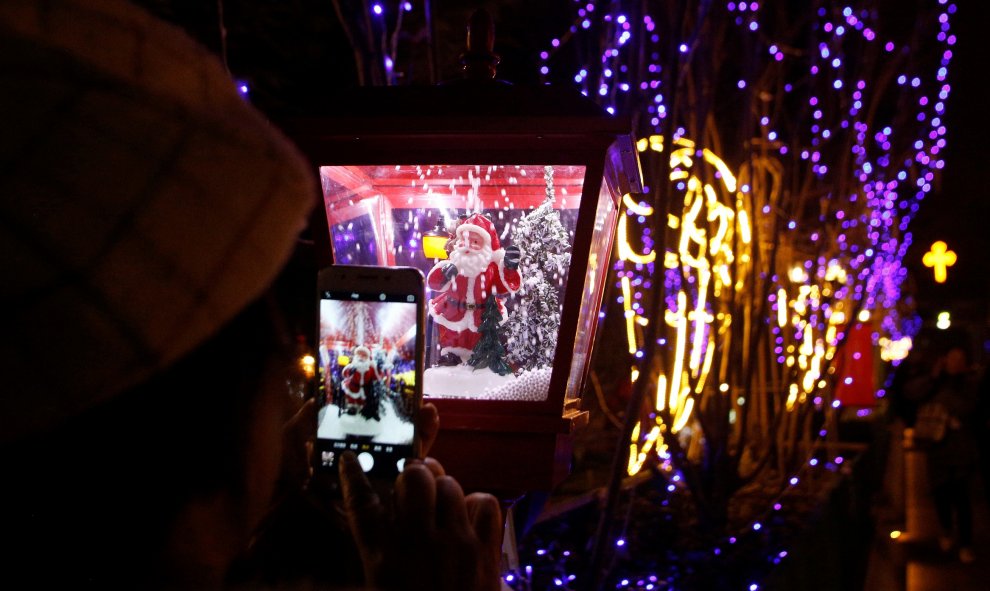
[0,1,501,588]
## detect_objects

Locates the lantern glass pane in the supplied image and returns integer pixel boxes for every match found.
[320,164,587,402]
[565,170,620,401]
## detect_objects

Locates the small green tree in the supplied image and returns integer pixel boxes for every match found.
[468,294,512,376]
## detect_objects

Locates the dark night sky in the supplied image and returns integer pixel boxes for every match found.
[902,1,989,340]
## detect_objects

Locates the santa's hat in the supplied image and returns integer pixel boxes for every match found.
[353,346,372,359]
[456,213,501,252]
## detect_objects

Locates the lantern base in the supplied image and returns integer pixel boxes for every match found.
[427,408,589,497]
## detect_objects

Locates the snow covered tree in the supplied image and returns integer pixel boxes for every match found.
[468,294,512,376]
[505,166,572,371]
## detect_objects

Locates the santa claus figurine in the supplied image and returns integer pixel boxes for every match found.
[340,345,381,418]
[427,213,522,363]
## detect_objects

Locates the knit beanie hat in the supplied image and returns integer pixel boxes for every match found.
[0,0,317,442]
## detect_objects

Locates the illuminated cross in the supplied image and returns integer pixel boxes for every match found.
[922,240,956,283]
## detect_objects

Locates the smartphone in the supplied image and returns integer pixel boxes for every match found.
[314,265,425,483]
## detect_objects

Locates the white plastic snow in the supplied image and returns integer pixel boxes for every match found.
[423,365,553,401]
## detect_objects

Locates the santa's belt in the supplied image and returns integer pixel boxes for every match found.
[447,299,478,310]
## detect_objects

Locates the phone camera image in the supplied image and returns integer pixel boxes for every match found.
[315,288,420,480]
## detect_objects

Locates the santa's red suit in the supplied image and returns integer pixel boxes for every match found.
[427,213,521,362]
[341,347,380,412]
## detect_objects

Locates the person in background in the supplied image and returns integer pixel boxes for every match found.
[916,342,981,564]
[974,352,990,512]
[887,340,936,429]
[0,0,502,588]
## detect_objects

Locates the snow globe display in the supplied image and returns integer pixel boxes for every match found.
[322,163,590,404]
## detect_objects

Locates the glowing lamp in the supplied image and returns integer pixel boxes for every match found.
[422,220,450,260]
[300,354,316,380]
[281,10,642,495]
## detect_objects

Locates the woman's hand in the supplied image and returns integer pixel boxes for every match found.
[339,450,503,591]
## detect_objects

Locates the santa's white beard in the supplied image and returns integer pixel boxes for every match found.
[349,358,372,373]
[450,244,492,278]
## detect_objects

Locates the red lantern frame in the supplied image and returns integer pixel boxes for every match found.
[281,82,641,497]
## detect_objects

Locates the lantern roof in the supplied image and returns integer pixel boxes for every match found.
[285,80,629,137]
[279,81,638,175]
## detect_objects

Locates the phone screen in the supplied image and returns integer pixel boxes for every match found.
[315,284,421,481]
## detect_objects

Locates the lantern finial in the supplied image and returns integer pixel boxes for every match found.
[460,9,500,80]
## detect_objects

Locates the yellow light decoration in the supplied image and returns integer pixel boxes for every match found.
[800,324,813,356]
[936,311,951,330]
[696,332,716,394]
[621,136,748,476]
[673,152,694,169]
[656,375,668,411]
[922,240,956,283]
[617,214,656,264]
[621,276,638,354]
[392,369,416,386]
[802,356,820,394]
[671,397,694,433]
[623,192,654,216]
[737,209,752,246]
[628,421,643,473]
[627,423,663,475]
[704,150,737,192]
[777,288,788,327]
[786,383,799,411]
[688,275,714,373]
[825,261,847,283]
[879,336,912,362]
[775,258,852,411]
[678,178,710,268]
[635,136,666,154]
[665,291,690,412]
